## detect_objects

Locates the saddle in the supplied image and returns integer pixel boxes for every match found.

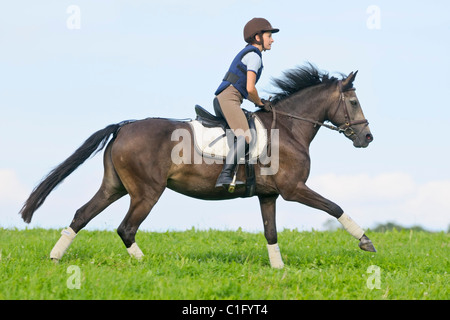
[194,102,228,131]
[192,104,267,161]
[190,101,268,197]
[194,105,257,150]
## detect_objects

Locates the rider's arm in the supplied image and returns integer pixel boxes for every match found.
[246,71,263,106]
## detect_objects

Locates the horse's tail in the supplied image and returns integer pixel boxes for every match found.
[20,122,127,223]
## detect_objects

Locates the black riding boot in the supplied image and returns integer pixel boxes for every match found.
[215,136,247,189]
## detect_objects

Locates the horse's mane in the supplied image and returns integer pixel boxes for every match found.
[270,63,341,105]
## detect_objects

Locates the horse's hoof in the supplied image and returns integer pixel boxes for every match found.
[359,235,377,252]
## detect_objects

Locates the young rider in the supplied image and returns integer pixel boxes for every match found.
[214,17,279,189]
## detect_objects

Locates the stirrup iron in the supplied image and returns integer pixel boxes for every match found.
[228,171,238,193]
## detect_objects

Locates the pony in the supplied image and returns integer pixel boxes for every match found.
[20,64,375,268]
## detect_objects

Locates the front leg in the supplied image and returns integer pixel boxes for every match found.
[258,195,284,268]
[281,182,376,252]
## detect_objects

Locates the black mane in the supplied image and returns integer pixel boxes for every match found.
[270,63,340,104]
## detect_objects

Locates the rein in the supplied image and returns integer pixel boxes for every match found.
[271,109,341,132]
[270,80,369,138]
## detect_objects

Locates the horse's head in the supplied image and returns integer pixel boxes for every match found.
[329,71,373,148]
[270,64,373,148]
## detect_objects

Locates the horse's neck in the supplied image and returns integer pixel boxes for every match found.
[281,86,331,119]
[276,86,333,145]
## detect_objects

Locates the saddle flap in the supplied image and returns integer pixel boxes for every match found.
[189,115,268,163]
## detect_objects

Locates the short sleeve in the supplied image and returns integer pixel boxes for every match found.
[241,52,262,73]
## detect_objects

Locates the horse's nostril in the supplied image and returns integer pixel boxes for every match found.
[366,133,373,142]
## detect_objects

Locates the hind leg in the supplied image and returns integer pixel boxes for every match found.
[109,118,175,258]
[50,188,125,261]
[50,143,127,261]
[117,189,165,259]
[50,185,126,260]
[69,183,126,233]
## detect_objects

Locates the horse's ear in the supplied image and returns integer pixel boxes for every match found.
[342,70,358,90]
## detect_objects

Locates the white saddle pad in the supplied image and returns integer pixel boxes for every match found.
[188,116,267,163]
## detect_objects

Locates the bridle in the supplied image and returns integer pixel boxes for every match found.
[271,80,369,139]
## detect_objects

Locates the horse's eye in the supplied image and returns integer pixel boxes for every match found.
[349,99,358,106]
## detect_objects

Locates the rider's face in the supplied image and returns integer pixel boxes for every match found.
[262,32,274,50]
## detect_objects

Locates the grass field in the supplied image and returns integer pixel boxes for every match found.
[0,228,448,300]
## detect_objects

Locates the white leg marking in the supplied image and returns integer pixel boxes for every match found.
[267,243,284,269]
[127,242,144,260]
[338,213,365,240]
[50,227,77,260]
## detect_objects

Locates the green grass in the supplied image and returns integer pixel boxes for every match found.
[0,228,448,300]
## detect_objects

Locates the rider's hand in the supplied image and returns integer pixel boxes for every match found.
[257,99,273,112]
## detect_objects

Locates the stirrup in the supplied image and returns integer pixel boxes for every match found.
[215,169,244,192]
[227,172,245,193]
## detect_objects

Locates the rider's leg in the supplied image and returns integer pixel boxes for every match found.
[215,135,247,188]
[214,86,250,189]
[215,86,251,144]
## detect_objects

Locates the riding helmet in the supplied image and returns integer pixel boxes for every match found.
[243,18,279,43]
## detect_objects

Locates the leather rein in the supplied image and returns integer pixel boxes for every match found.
[270,80,369,138]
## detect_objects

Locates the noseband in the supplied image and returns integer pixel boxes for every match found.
[271,80,369,138]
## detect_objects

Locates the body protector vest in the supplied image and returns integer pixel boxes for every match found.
[215,46,263,99]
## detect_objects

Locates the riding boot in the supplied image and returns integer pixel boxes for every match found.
[215,136,247,189]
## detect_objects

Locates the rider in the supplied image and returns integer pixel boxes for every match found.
[214,17,279,189]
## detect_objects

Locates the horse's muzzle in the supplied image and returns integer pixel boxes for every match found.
[353,131,373,148]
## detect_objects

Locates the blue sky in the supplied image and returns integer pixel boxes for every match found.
[1,0,449,233]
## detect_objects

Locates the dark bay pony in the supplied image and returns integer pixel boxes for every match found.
[20,64,376,268]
